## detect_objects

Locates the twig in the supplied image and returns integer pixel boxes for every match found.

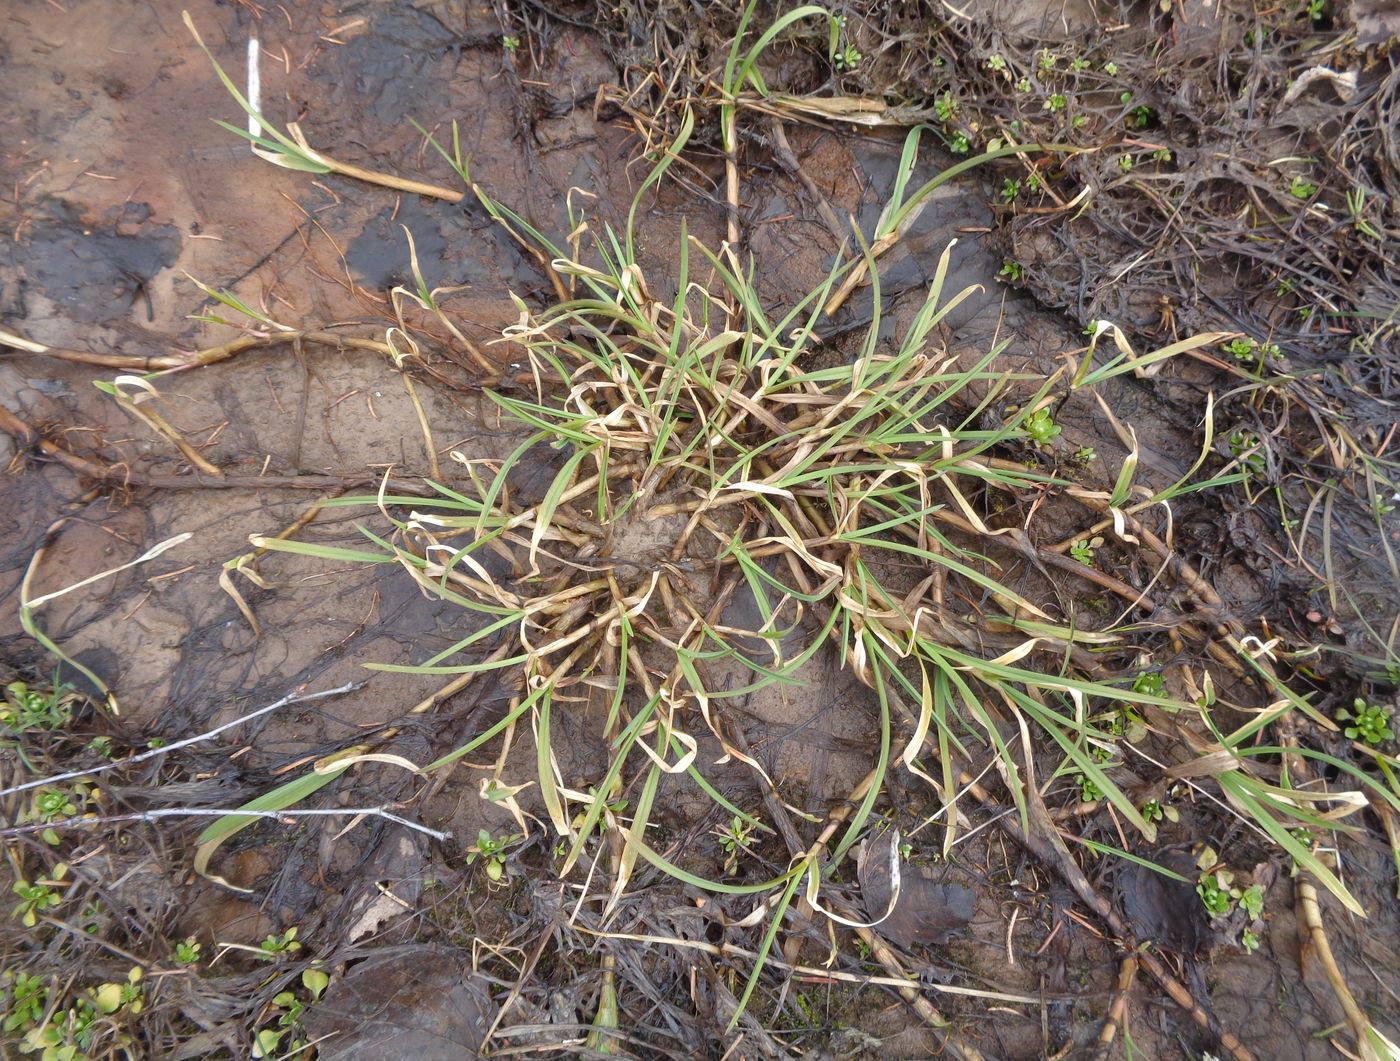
[765,118,846,247]
[973,766,1258,1061]
[0,681,362,798]
[582,928,1037,1002]
[1,327,395,372]
[110,397,224,477]
[0,398,437,493]
[0,804,450,842]
[1096,953,1138,1057]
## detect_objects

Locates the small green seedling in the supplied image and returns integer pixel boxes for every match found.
[466,828,520,882]
[1228,431,1265,476]
[1106,704,1149,743]
[1288,176,1318,200]
[834,44,862,70]
[1044,93,1067,113]
[1337,698,1394,746]
[1001,178,1021,202]
[1196,848,1266,924]
[172,938,202,966]
[257,927,302,960]
[934,92,957,122]
[303,968,330,1001]
[1111,672,1162,741]
[3,973,47,1036]
[32,783,93,832]
[986,53,1007,72]
[1103,61,1118,74]
[1224,337,1255,361]
[1346,188,1381,239]
[571,788,628,837]
[999,259,1024,281]
[1118,154,1133,172]
[1090,742,1116,765]
[85,736,114,759]
[93,967,144,1017]
[1022,407,1061,446]
[1223,337,1281,364]
[1241,928,1261,953]
[1070,537,1102,566]
[1132,672,1164,696]
[252,969,328,1060]
[1126,105,1153,130]
[1140,799,1179,824]
[1077,773,1104,803]
[35,789,78,824]
[1075,446,1097,463]
[715,815,757,875]
[2,679,74,733]
[502,35,520,52]
[947,131,971,154]
[12,865,66,928]
[1238,883,1265,920]
[1197,870,1233,916]
[19,999,101,1059]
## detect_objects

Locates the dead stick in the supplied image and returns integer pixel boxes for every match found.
[2,328,395,372]
[0,397,439,494]
[967,764,1257,1061]
[1296,879,1376,1051]
[111,397,223,477]
[1096,954,1138,1056]
[766,118,846,247]
[796,763,985,1060]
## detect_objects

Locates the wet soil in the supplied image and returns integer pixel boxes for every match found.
[1,2,1396,1059]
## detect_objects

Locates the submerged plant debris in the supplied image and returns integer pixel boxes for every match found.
[1,2,1397,1060]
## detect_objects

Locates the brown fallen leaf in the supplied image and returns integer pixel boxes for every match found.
[857,829,976,948]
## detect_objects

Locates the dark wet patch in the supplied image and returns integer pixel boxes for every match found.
[858,830,977,948]
[305,945,494,1059]
[55,646,121,700]
[8,200,180,324]
[1118,848,1206,956]
[309,8,470,127]
[344,197,535,294]
[848,136,998,310]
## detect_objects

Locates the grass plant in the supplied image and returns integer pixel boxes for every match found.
[227,116,1396,1014]
[60,2,1397,1044]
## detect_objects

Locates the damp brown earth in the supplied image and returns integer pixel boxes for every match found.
[1,2,1397,1059]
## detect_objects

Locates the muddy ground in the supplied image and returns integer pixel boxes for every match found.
[1,1,1397,1059]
